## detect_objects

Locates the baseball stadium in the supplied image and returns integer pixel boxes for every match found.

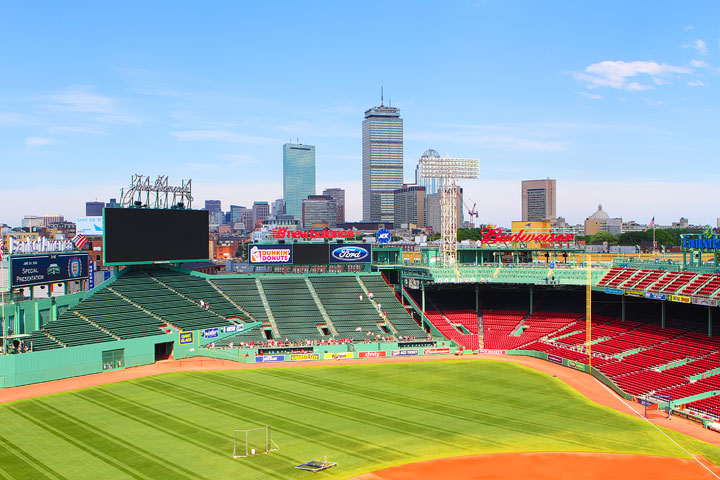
[3,195,720,479]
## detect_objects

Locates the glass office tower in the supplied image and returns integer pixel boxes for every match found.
[362,104,403,223]
[283,143,316,221]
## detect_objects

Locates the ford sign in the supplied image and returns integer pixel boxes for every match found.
[329,244,371,263]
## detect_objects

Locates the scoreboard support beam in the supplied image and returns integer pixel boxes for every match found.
[621,295,626,322]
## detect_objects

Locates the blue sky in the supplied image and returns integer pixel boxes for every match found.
[1,1,719,227]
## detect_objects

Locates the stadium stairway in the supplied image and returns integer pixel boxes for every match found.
[304,278,339,336]
[108,286,182,332]
[357,275,427,339]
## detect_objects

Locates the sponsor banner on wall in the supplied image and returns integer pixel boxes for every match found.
[248,245,293,264]
[359,351,386,358]
[478,349,507,354]
[692,297,717,307]
[329,244,372,263]
[669,295,691,303]
[424,348,451,355]
[323,352,354,360]
[255,355,285,363]
[670,410,706,425]
[203,328,219,339]
[547,354,563,364]
[567,360,588,372]
[624,289,644,297]
[179,331,194,345]
[291,353,319,361]
[391,349,419,357]
[223,324,244,333]
[604,287,623,295]
[644,292,666,301]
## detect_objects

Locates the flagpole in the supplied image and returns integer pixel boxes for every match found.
[653,218,656,254]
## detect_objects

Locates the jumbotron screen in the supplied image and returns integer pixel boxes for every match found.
[104,208,209,264]
[292,243,329,265]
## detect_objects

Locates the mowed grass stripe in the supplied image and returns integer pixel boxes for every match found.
[200,370,498,452]
[7,401,197,480]
[0,360,718,479]
[254,363,692,457]
[261,362,650,451]
[0,432,68,480]
[6,404,148,480]
[137,376,407,463]
[72,389,296,480]
[256,365,621,452]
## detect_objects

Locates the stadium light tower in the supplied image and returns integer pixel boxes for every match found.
[418,155,479,265]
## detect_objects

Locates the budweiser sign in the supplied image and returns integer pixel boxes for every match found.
[480,228,575,246]
[268,228,355,240]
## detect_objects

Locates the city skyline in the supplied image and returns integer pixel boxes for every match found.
[2,2,720,227]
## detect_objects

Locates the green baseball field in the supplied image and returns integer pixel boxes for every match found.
[0,360,718,479]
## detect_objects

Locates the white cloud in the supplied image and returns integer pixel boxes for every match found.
[25,137,52,147]
[573,60,693,91]
[171,129,278,144]
[578,91,603,100]
[643,99,664,106]
[694,39,708,56]
[690,59,708,68]
[685,25,694,31]
[44,87,142,124]
[688,79,707,87]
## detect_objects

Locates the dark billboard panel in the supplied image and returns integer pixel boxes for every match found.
[248,245,293,264]
[104,208,209,265]
[10,253,89,288]
[293,243,329,265]
[329,244,372,263]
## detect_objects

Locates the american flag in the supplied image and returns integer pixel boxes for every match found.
[648,216,655,228]
[0,235,4,261]
[72,234,87,249]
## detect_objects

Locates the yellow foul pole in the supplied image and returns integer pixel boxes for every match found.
[586,254,592,371]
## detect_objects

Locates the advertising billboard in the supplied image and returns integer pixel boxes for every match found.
[104,208,209,265]
[329,244,372,263]
[248,245,293,264]
[10,253,89,288]
[76,216,104,236]
[293,243,329,265]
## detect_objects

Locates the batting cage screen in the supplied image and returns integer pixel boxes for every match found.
[233,426,279,458]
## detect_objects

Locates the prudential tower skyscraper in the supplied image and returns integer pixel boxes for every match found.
[362,94,403,223]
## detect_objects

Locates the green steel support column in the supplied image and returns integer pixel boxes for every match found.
[661,301,666,329]
[421,282,425,314]
[621,295,626,321]
[475,284,479,316]
[709,307,713,338]
[33,301,40,332]
[14,303,20,335]
[51,298,58,323]
[398,271,403,306]
[529,285,534,315]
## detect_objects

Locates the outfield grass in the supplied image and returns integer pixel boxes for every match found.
[0,359,718,479]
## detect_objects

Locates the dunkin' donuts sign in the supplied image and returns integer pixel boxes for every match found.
[249,245,292,264]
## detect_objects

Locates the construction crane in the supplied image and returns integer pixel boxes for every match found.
[418,155,480,266]
[463,200,479,228]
